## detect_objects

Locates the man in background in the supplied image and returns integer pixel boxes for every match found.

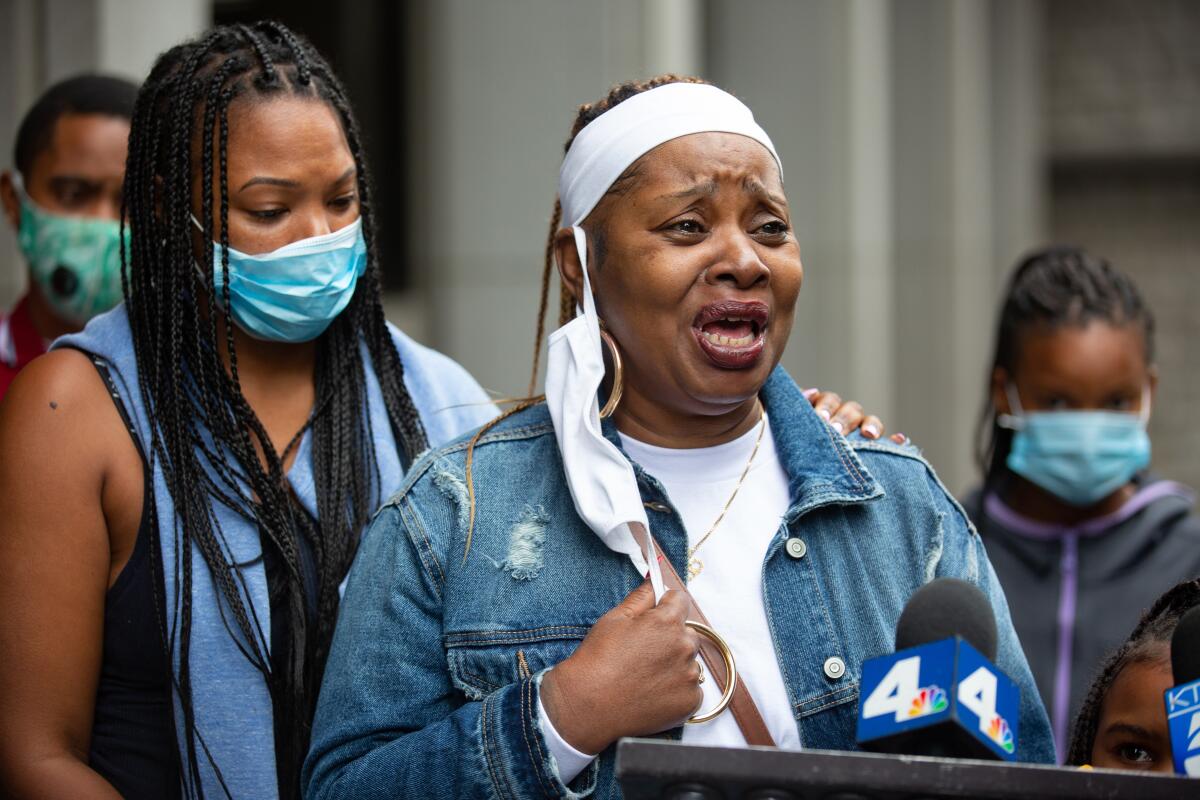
[0,74,137,398]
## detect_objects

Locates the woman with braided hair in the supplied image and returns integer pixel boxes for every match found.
[961,246,1200,762]
[1066,578,1200,772]
[305,76,1053,799]
[0,22,496,799]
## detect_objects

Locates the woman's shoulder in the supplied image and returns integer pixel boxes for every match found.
[1127,477,1200,546]
[844,430,927,463]
[762,367,957,504]
[386,401,558,507]
[844,432,978,531]
[365,401,561,561]
[0,347,127,495]
[53,303,133,359]
[845,432,944,488]
[2,347,112,421]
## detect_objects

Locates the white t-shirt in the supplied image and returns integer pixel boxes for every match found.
[538,413,799,783]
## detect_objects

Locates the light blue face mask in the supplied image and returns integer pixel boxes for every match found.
[193,216,367,342]
[998,384,1152,507]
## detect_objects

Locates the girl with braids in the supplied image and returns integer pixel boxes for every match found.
[0,22,495,799]
[305,77,1052,799]
[962,246,1200,762]
[1066,579,1200,772]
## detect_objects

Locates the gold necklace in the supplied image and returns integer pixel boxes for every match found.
[686,405,767,581]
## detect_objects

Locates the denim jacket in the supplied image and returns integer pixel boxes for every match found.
[304,368,1054,799]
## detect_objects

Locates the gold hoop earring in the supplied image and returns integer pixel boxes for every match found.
[598,327,624,418]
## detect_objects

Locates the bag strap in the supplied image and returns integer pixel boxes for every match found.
[629,522,777,747]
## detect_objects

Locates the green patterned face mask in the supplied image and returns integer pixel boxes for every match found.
[13,172,128,326]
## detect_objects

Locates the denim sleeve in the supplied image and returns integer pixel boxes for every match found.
[302,499,598,799]
[924,474,1057,765]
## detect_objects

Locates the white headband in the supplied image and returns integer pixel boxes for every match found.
[558,82,781,226]
[545,83,782,599]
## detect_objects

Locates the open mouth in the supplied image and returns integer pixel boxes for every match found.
[691,300,769,369]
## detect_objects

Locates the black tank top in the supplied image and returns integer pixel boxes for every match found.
[81,351,316,797]
[85,354,180,799]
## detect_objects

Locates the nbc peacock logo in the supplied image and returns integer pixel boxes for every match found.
[986,714,1016,754]
[906,685,948,719]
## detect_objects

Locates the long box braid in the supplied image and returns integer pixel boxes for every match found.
[119,21,427,798]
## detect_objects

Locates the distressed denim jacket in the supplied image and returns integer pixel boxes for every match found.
[304,368,1055,799]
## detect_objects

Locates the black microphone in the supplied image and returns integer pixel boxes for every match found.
[895,576,998,659]
[856,578,1020,761]
[1165,605,1200,775]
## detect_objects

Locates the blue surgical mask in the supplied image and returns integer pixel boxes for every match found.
[193,216,367,342]
[998,384,1152,507]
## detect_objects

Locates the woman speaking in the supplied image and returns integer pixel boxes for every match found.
[304,77,1054,798]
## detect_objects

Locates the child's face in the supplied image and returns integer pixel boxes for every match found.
[1090,659,1175,773]
[992,321,1155,416]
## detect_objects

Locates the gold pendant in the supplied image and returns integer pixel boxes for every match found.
[687,557,703,580]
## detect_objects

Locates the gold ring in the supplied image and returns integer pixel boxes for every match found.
[684,620,737,724]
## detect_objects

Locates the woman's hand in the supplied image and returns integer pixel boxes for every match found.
[803,388,907,443]
[540,582,702,755]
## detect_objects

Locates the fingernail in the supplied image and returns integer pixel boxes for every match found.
[818,408,831,421]
[831,420,844,434]
[803,387,818,399]
[863,424,880,438]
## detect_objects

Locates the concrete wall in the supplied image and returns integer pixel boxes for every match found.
[403,0,707,398]
[404,0,1042,491]
[1046,0,1200,491]
[1046,0,1200,160]
[12,0,1194,497]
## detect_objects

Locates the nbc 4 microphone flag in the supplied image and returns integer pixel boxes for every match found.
[856,636,1019,761]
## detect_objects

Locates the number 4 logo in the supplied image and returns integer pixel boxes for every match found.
[862,656,921,722]
[957,667,998,734]
[1184,711,1200,776]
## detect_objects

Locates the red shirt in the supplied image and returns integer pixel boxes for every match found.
[0,294,48,400]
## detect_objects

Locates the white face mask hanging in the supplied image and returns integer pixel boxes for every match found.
[544,83,782,601]
[544,228,660,589]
